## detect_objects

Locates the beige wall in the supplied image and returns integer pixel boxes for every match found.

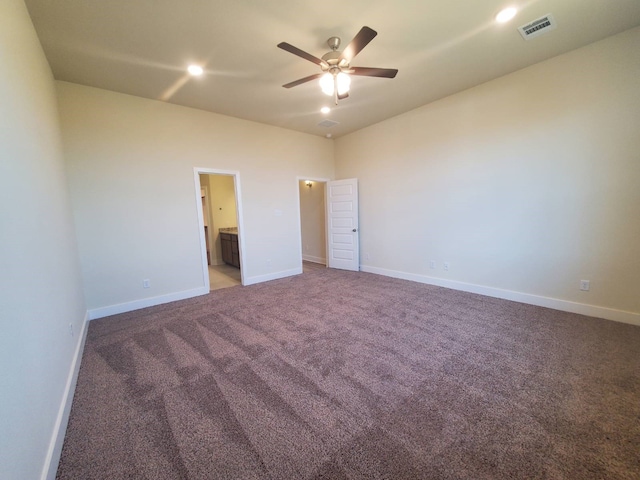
[57,81,334,314]
[335,27,640,322]
[299,180,327,264]
[0,1,87,478]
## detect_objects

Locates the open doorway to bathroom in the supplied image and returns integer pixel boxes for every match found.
[298,178,328,273]
[197,170,244,290]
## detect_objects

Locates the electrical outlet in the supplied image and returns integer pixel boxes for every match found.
[443,262,450,272]
[266,259,272,268]
[69,323,74,337]
[429,260,436,270]
[580,280,590,291]
[365,253,370,261]
[143,279,150,289]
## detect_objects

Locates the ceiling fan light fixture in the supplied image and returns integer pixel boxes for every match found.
[336,72,351,95]
[319,72,351,96]
[320,73,334,95]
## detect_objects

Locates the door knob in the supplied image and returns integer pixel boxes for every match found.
[352,228,357,232]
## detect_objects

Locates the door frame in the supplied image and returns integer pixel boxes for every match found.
[200,185,214,265]
[295,176,330,270]
[193,168,246,287]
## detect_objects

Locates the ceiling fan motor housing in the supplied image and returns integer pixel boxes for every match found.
[321,50,350,72]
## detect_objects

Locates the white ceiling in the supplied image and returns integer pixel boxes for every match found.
[24,0,640,138]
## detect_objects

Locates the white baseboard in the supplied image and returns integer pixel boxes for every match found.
[243,267,302,286]
[360,265,640,326]
[302,255,326,265]
[42,311,90,480]
[88,270,303,320]
[88,287,209,320]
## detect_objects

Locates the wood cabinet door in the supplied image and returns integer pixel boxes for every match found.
[220,234,232,265]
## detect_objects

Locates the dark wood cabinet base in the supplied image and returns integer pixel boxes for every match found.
[220,232,240,268]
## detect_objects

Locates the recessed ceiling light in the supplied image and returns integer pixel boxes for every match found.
[496,7,517,23]
[321,107,330,114]
[326,133,332,138]
[187,64,204,76]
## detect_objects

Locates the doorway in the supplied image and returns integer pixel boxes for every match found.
[298,178,328,272]
[194,168,245,290]
[298,177,360,273]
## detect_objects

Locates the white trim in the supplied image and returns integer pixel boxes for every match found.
[243,267,302,286]
[194,171,210,289]
[200,185,215,267]
[231,173,246,283]
[302,255,326,264]
[361,264,640,326]
[41,311,90,480]
[88,287,208,320]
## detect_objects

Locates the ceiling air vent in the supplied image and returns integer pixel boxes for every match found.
[317,119,339,128]
[518,14,557,40]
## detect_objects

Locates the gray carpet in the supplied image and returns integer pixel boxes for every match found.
[57,269,640,479]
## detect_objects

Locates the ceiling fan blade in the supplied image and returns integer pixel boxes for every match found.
[349,67,398,78]
[282,73,323,89]
[277,42,328,67]
[339,26,377,63]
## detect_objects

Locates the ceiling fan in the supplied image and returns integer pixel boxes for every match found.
[278,26,398,105]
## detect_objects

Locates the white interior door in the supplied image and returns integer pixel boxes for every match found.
[327,178,359,271]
